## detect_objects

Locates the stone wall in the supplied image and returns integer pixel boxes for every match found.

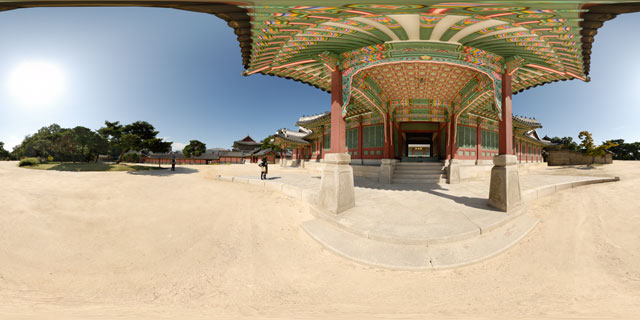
[547,150,613,166]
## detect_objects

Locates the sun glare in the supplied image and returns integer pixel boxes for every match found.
[8,61,65,106]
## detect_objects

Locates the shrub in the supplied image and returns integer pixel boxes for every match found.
[19,157,40,167]
[121,153,141,163]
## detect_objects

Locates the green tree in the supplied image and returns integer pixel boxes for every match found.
[0,141,11,160]
[578,131,617,161]
[578,131,595,153]
[99,121,172,163]
[98,121,123,159]
[260,135,281,151]
[590,140,618,157]
[606,139,640,160]
[183,140,206,158]
[544,135,578,151]
[72,126,108,162]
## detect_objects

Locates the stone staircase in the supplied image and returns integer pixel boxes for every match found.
[392,162,445,184]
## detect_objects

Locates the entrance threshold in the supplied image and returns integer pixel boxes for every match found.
[401,156,440,163]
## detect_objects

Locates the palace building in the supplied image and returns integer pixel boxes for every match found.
[9,0,636,211]
[275,112,548,165]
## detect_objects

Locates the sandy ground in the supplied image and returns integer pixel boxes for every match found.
[0,161,639,319]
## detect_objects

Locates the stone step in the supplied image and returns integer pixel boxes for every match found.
[393,173,443,179]
[393,169,444,174]
[392,177,442,184]
[302,215,539,270]
[395,162,444,167]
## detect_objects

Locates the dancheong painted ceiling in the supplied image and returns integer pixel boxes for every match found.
[1,1,639,101]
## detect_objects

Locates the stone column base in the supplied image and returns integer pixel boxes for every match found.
[488,155,522,212]
[379,159,396,184]
[447,159,462,184]
[319,153,355,214]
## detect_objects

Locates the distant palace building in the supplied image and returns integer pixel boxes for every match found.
[232,136,262,153]
[142,135,279,165]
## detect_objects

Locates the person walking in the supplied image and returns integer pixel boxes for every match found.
[259,157,268,180]
[171,155,176,171]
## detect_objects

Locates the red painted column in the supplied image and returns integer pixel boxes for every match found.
[320,125,325,160]
[449,112,458,159]
[383,112,390,159]
[329,67,347,153]
[445,120,452,160]
[358,117,364,161]
[398,124,404,158]
[476,122,482,162]
[388,112,395,159]
[499,72,514,155]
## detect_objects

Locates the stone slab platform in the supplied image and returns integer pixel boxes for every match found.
[214,168,617,269]
[302,214,539,270]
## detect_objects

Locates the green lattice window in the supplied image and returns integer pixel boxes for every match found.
[481,129,498,150]
[456,125,476,148]
[312,142,316,153]
[363,125,384,148]
[346,128,358,149]
[323,134,330,150]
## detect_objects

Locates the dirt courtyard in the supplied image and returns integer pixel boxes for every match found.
[0,161,639,319]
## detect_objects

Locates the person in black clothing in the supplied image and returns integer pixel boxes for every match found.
[259,157,268,180]
[171,155,176,171]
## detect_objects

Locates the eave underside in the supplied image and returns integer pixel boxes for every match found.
[2,1,639,94]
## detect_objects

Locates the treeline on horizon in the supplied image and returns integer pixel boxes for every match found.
[0,121,172,163]
[0,121,282,162]
[543,133,640,160]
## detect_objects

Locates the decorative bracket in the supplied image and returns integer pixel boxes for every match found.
[318,51,340,73]
[505,56,525,76]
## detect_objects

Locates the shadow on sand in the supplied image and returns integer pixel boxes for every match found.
[126,166,198,176]
[354,178,496,211]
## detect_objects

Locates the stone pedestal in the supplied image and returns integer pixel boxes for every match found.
[280,157,287,167]
[379,159,396,184]
[318,153,355,214]
[488,155,522,212]
[447,159,462,184]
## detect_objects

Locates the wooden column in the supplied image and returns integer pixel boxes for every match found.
[445,120,451,160]
[383,112,391,159]
[388,112,395,159]
[399,126,404,158]
[449,111,458,159]
[476,121,482,162]
[329,67,346,153]
[358,116,364,164]
[499,72,513,155]
[320,125,325,160]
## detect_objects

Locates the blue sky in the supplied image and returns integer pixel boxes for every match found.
[0,7,638,151]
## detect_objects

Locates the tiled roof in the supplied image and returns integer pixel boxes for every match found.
[513,115,542,129]
[295,112,330,127]
[147,153,221,160]
[523,130,554,146]
[254,148,276,156]
[219,151,247,157]
[274,128,310,145]
[234,140,261,146]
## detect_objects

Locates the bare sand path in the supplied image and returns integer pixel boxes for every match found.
[0,161,639,319]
